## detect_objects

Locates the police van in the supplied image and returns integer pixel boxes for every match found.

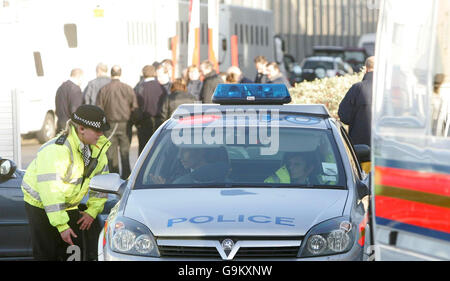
[91,84,372,261]
[371,0,450,260]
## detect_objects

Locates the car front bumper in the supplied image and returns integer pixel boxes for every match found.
[98,230,365,261]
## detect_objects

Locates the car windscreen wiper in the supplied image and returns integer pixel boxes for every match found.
[274,184,347,190]
[137,183,346,190]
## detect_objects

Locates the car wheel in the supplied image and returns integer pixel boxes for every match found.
[36,112,56,144]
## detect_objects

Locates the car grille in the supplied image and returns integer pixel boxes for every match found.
[159,246,221,258]
[235,247,300,258]
[157,238,302,259]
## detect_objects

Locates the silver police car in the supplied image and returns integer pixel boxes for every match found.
[92,84,372,261]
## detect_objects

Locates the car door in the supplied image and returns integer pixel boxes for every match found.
[0,169,32,259]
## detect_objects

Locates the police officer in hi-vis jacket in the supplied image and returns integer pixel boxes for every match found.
[21,105,111,260]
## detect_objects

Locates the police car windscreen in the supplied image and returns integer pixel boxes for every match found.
[135,127,345,188]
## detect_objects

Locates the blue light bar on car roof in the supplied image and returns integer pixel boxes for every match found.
[212,84,291,105]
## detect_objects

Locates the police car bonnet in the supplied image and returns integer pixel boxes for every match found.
[71,105,111,132]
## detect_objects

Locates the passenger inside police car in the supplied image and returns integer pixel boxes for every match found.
[264,152,319,185]
[149,147,230,185]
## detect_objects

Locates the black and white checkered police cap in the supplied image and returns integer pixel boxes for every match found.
[71,105,110,132]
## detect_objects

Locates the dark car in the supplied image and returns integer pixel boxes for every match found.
[312,46,368,72]
[0,157,118,260]
[300,56,353,82]
[343,48,368,72]
[0,158,31,260]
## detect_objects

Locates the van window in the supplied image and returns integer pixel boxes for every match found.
[240,24,243,44]
[33,52,44,77]
[64,24,77,48]
[255,25,259,45]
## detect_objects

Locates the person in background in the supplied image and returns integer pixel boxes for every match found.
[157,63,172,95]
[218,72,227,83]
[83,63,110,105]
[338,56,375,173]
[160,78,196,121]
[199,60,222,103]
[55,68,84,133]
[186,65,203,101]
[338,56,374,147]
[136,65,168,155]
[254,56,269,83]
[161,59,175,83]
[96,65,138,179]
[226,66,253,84]
[266,62,292,89]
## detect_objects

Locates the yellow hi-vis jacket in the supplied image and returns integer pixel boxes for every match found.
[21,125,111,233]
[264,166,336,185]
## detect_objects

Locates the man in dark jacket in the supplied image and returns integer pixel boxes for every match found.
[160,78,196,121]
[266,62,292,89]
[199,60,223,103]
[254,56,269,83]
[83,63,110,105]
[136,65,168,154]
[96,65,138,179]
[338,56,374,147]
[55,68,84,133]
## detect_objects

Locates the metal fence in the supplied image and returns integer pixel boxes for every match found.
[224,0,379,62]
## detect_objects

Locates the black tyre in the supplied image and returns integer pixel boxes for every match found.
[36,112,56,144]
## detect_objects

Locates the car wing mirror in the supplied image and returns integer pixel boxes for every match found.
[0,159,17,180]
[90,173,125,196]
[353,144,371,164]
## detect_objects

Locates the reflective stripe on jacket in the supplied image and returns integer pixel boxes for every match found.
[264,166,292,184]
[21,125,111,232]
[264,166,335,185]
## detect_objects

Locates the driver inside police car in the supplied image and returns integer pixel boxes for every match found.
[21,104,111,261]
[150,148,208,184]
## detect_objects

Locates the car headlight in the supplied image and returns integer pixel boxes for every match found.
[298,217,356,258]
[108,216,159,257]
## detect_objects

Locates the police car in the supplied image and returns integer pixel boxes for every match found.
[92,84,372,261]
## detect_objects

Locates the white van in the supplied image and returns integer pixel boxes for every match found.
[1,0,278,144]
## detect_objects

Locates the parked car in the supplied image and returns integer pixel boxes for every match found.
[300,56,354,82]
[0,158,31,260]
[92,84,372,261]
[343,48,368,72]
[0,157,118,260]
[312,45,368,72]
[283,54,303,86]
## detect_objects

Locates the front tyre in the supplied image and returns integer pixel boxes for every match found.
[36,112,56,144]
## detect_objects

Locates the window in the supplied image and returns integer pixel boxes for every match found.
[240,24,243,44]
[250,25,254,45]
[339,127,361,179]
[64,24,77,48]
[265,26,269,46]
[33,52,44,77]
[255,25,259,45]
[136,126,346,189]
[245,25,249,45]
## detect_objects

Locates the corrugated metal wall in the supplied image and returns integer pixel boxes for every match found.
[223,0,379,62]
[270,0,379,61]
